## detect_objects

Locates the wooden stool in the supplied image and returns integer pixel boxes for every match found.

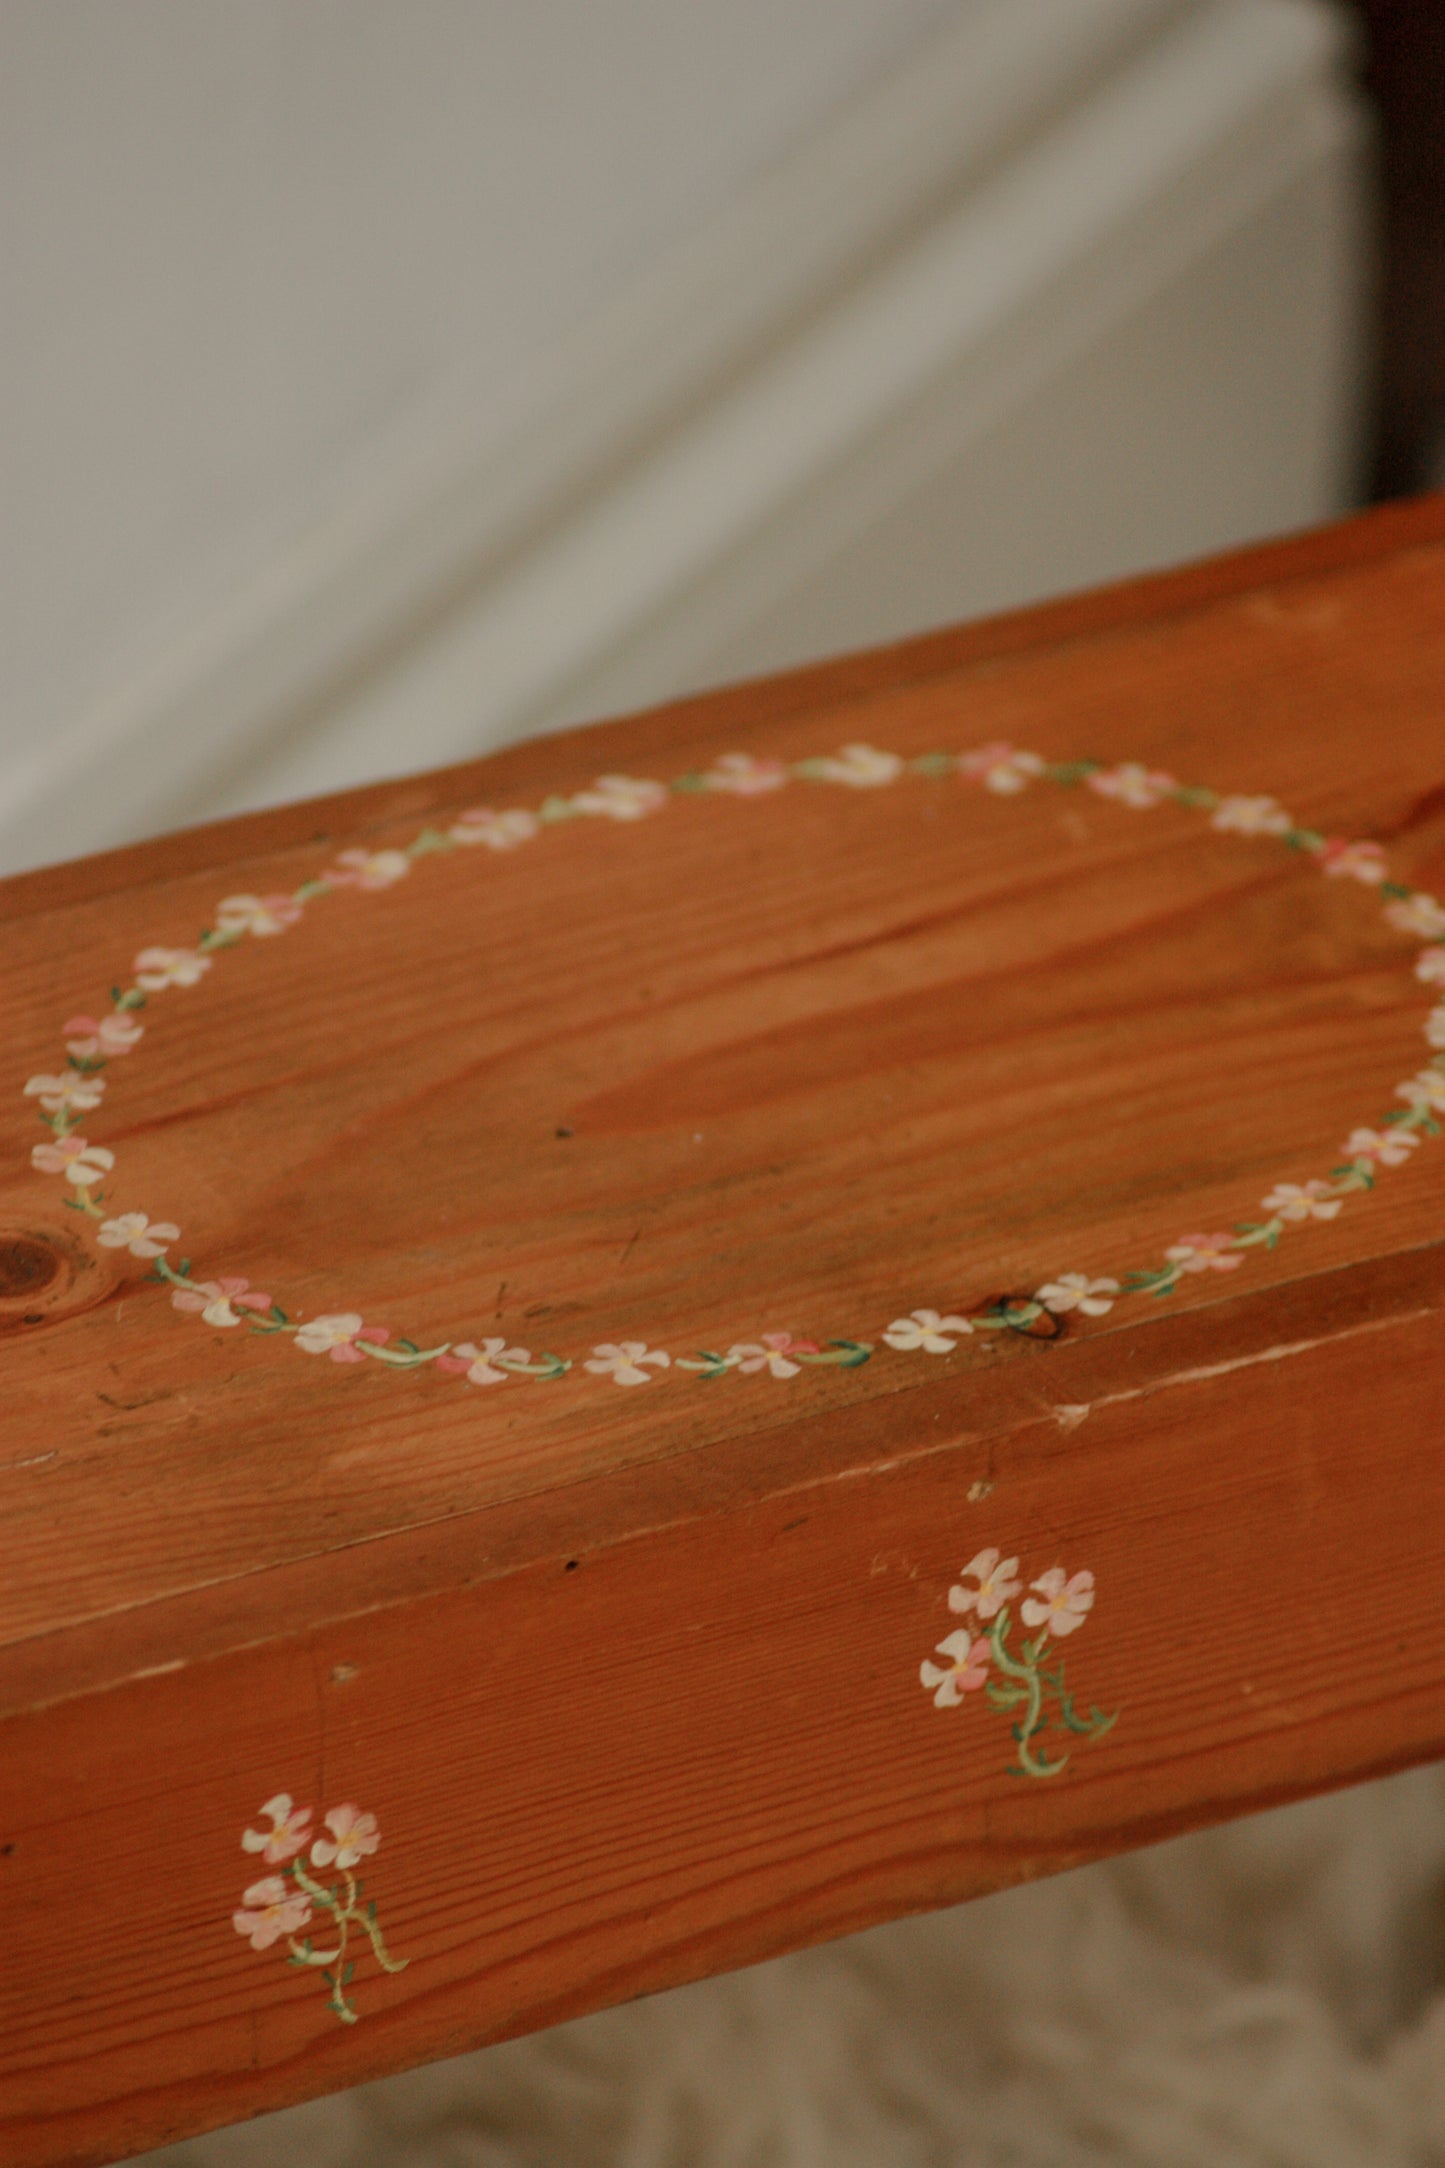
[4,497,1445,2167]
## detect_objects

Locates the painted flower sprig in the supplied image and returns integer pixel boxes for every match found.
[23,738,1445,1394]
[920,1547,1116,1778]
[232,1793,407,2024]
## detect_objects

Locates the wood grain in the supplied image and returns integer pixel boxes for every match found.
[4,496,1445,2165]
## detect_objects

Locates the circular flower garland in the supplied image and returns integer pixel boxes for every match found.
[24,739,1445,1391]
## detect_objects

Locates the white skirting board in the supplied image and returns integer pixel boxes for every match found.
[0,0,1367,871]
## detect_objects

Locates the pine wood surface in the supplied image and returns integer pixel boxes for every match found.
[4,496,1445,2164]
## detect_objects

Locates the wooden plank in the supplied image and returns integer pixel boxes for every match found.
[4,496,1445,2164]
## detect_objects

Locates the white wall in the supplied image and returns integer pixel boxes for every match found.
[0,0,1367,872]
[0,0,950,843]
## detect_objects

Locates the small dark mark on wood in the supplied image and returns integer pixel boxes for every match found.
[555,1126,573,1138]
[564,1559,580,1572]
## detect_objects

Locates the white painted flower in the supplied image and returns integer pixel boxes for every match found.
[1416,946,1445,985]
[1425,1005,1445,1050]
[449,806,540,849]
[31,1136,114,1186]
[584,1341,671,1385]
[1318,838,1387,884]
[242,1793,313,1864]
[311,1802,380,1870]
[332,847,411,890]
[1087,763,1176,808]
[1165,1232,1243,1272]
[948,1547,1023,1621]
[215,892,304,936]
[957,741,1045,794]
[1397,1069,1445,1113]
[920,1630,991,1707]
[572,775,669,820]
[97,1211,180,1259]
[724,1332,820,1378]
[134,945,211,989]
[294,1312,370,1357]
[882,1309,973,1353]
[700,753,788,795]
[438,1337,530,1384]
[1386,892,1445,940]
[1343,1126,1420,1168]
[1262,1179,1342,1222]
[1021,1566,1095,1637]
[171,1275,272,1328]
[63,1012,143,1059]
[24,1070,105,1114]
[1211,794,1292,837]
[1033,1273,1119,1316]
[233,1875,312,1951]
[808,743,904,787]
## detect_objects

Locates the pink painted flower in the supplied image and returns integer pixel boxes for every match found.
[295,1312,391,1361]
[1416,947,1445,985]
[1021,1566,1095,1637]
[449,807,540,850]
[920,1631,991,1706]
[31,1135,114,1186]
[572,775,669,820]
[436,1337,529,1384]
[331,847,412,890]
[25,1070,105,1114]
[215,892,305,937]
[1343,1126,1420,1168]
[97,1211,180,1259]
[1397,1068,1445,1114]
[948,1547,1023,1621]
[134,946,211,989]
[1318,838,1387,884]
[311,1803,380,1871]
[805,743,904,788]
[1033,1273,1119,1316]
[171,1275,273,1327]
[1425,1005,1445,1050]
[1386,892,1445,940]
[882,1309,973,1353]
[1087,763,1176,808]
[63,1012,143,1059]
[1211,794,1292,837]
[725,1332,821,1379]
[1262,1179,1342,1223]
[1165,1232,1243,1273]
[701,753,788,795]
[584,1341,671,1385]
[241,1793,314,1864]
[233,1875,313,1951]
[957,741,1045,794]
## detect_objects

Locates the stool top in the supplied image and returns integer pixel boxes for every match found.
[6,500,1445,1713]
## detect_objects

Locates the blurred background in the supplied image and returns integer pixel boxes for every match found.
[4,0,1443,882]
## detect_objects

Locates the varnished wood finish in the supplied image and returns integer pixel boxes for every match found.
[5,498,1445,2165]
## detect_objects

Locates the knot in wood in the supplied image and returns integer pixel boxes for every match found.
[0,1233,62,1300]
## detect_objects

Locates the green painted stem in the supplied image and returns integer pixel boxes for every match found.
[988,1609,1065,1778]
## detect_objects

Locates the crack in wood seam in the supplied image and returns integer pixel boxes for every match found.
[1044,1305,1434,1430]
[2,1246,1439,1724]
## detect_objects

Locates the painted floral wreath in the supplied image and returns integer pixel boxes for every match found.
[25,739,1445,1392]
